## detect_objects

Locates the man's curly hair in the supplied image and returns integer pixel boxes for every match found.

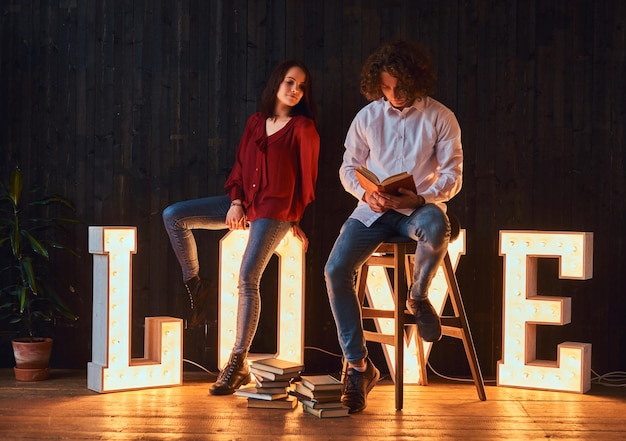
[360,39,436,102]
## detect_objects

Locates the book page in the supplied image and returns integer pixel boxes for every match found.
[355,166,381,185]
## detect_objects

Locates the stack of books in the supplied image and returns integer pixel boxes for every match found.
[235,357,304,409]
[290,374,349,418]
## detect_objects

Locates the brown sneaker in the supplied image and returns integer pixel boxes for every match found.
[209,352,251,395]
[184,276,212,327]
[406,298,442,342]
[341,358,380,413]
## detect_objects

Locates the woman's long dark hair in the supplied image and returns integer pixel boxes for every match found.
[259,60,318,124]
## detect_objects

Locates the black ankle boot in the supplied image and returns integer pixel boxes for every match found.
[184,276,211,327]
[406,297,442,342]
[209,352,251,395]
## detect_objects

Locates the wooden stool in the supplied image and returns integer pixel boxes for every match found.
[354,215,486,410]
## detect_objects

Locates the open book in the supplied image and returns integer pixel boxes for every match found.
[355,166,417,195]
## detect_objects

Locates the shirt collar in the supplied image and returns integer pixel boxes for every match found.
[382,96,426,114]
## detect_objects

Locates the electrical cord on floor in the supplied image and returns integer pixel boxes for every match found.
[181,346,343,378]
[303,345,345,378]
[182,358,219,376]
[426,362,497,385]
[303,345,343,359]
[184,346,626,388]
[591,369,626,387]
[427,364,626,388]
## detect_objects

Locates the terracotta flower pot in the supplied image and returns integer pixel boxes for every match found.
[11,337,53,381]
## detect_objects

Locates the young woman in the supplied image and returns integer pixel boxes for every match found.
[162,60,320,395]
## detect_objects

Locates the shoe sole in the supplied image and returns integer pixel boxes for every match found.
[418,320,442,342]
[407,299,442,342]
[209,373,251,395]
[417,320,442,342]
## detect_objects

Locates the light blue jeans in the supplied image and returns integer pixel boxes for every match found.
[324,204,450,363]
[162,195,292,354]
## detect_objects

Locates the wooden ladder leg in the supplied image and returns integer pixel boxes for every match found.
[394,244,405,411]
[443,253,487,401]
[405,254,428,386]
[415,330,428,386]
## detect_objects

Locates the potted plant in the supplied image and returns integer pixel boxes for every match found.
[0,167,79,381]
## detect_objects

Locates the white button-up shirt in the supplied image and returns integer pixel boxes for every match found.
[340,97,463,227]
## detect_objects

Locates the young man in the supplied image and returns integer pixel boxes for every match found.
[325,39,463,413]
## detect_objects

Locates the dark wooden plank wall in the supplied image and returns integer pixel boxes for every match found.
[0,0,624,379]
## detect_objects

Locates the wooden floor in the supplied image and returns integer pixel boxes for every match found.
[0,369,625,440]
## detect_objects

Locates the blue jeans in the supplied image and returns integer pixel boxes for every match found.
[324,204,450,363]
[162,195,292,353]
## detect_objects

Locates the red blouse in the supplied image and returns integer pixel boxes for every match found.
[224,112,320,222]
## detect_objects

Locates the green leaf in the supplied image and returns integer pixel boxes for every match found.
[10,218,20,257]
[22,230,49,258]
[17,286,28,313]
[20,257,38,294]
[8,168,22,206]
[30,195,76,210]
